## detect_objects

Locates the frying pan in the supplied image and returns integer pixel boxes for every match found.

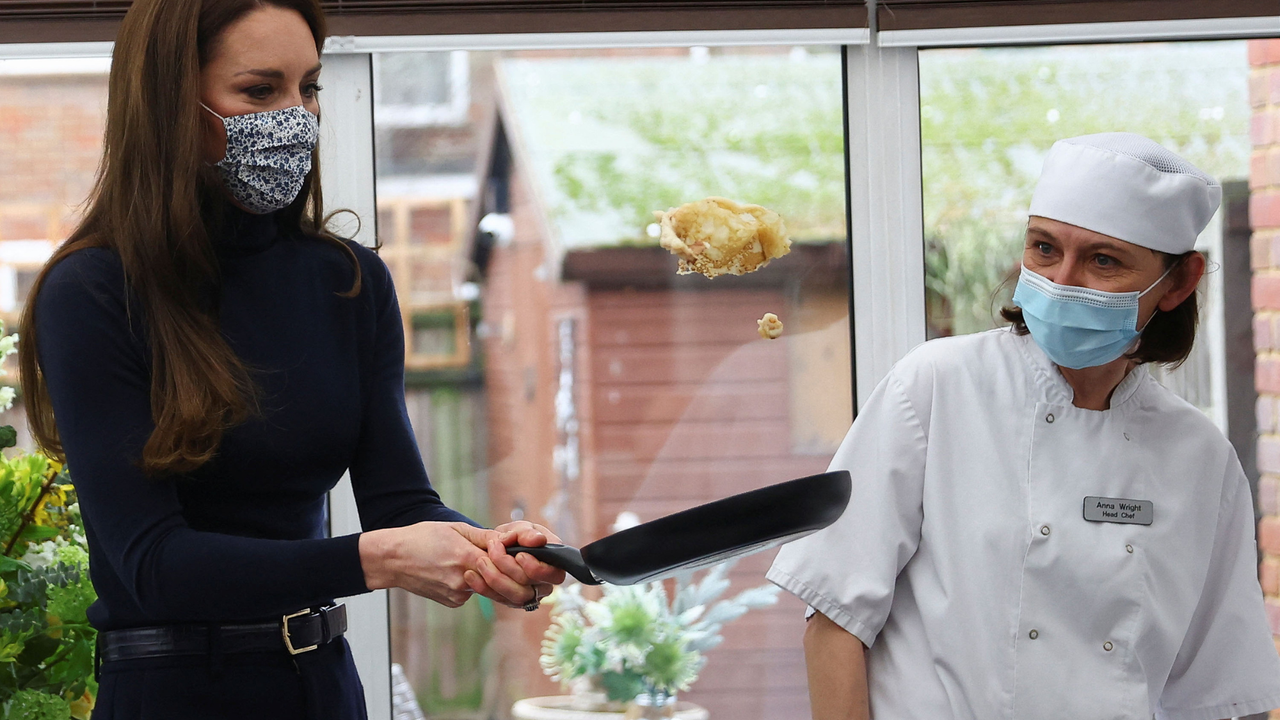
[507,470,851,585]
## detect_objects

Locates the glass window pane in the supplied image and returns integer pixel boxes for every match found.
[375,45,850,720]
[919,42,1251,427]
[0,58,109,447]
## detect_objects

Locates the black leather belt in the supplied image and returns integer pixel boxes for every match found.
[97,603,347,664]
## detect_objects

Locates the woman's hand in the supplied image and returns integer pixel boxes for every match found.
[477,521,568,600]
[358,522,556,609]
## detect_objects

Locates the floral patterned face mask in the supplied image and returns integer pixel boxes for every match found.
[201,103,319,214]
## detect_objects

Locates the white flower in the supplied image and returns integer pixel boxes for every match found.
[19,540,57,569]
[0,332,17,382]
[0,386,15,412]
[539,560,780,698]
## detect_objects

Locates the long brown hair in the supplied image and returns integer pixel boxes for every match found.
[19,0,363,476]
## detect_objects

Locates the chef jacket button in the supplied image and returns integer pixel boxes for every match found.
[1046,413,1055,423]
[1029,629,1039,639]
[1040,525,1051,536]
[1126,544,1134,553]
[1103,641,1114,652]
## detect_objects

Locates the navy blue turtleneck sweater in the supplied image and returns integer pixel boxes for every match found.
[34,208,473,631]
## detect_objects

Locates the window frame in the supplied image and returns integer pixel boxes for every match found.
[372,50,471,128]
[4,13,1276,718]
[314,52,388,720]
[341,31,868,719]
[878,14,1280,47]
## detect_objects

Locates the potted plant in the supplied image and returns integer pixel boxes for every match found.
[515,559,780,720]
[0,327,98,720]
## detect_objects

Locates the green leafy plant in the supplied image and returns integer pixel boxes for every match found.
[539,559,780,707]
[0,327,97,720]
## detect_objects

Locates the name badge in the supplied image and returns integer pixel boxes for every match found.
[1083,496,1153,525]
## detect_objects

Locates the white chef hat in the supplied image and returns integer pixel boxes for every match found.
[1028,132,1221,255]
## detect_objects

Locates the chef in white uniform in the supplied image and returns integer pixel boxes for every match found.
[768,133,1280,720]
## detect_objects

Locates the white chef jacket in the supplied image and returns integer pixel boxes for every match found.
[768,327,1280,720]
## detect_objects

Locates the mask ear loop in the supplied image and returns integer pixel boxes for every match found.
[1137,261,1178,298]
[199,103,230,168]
[1135,255,1185,332]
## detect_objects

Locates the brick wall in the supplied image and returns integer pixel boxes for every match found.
[0,72,107,241]
[1250,40,1280,720]
[0,71,108,442]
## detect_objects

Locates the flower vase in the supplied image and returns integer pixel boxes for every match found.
[570,689,611,711]
[623,692,677,720]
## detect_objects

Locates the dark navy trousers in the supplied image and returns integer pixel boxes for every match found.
[92,637,368,719]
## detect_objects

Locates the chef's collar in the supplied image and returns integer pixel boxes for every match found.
[1013,329,1147,410]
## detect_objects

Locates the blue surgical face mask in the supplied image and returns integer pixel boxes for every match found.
[202,103,319,214]
[1012,264,1174,370]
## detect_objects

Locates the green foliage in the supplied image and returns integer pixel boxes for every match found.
[0,329,92,718]
[598,670,645,705]
[0,451,97,720]
[640,637,698,693]
[5,689,70,720]
[0,455,52,547]
[540,559,779,702]
[46,548,93,627]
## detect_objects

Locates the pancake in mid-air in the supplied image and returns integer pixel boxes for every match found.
[653,197,791,278]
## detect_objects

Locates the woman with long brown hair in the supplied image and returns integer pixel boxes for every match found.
[19,1,564,717]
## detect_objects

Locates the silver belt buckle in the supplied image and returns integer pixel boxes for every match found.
[282,608,319,655]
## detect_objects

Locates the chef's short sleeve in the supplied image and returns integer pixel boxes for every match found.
[766,364,928,648]
[1156,458,1280,720]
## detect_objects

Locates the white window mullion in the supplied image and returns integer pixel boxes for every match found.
[319,52,379,248]
[844,43,927,410]
[318,52,389,720]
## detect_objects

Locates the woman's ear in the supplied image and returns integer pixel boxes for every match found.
[1157,251,1205,312]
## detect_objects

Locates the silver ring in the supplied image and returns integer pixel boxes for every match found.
[522,599,541,612]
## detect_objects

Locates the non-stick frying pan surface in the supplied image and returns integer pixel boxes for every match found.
[508,470,851,585]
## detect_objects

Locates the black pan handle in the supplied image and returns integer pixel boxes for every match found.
[507,543,601,585]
